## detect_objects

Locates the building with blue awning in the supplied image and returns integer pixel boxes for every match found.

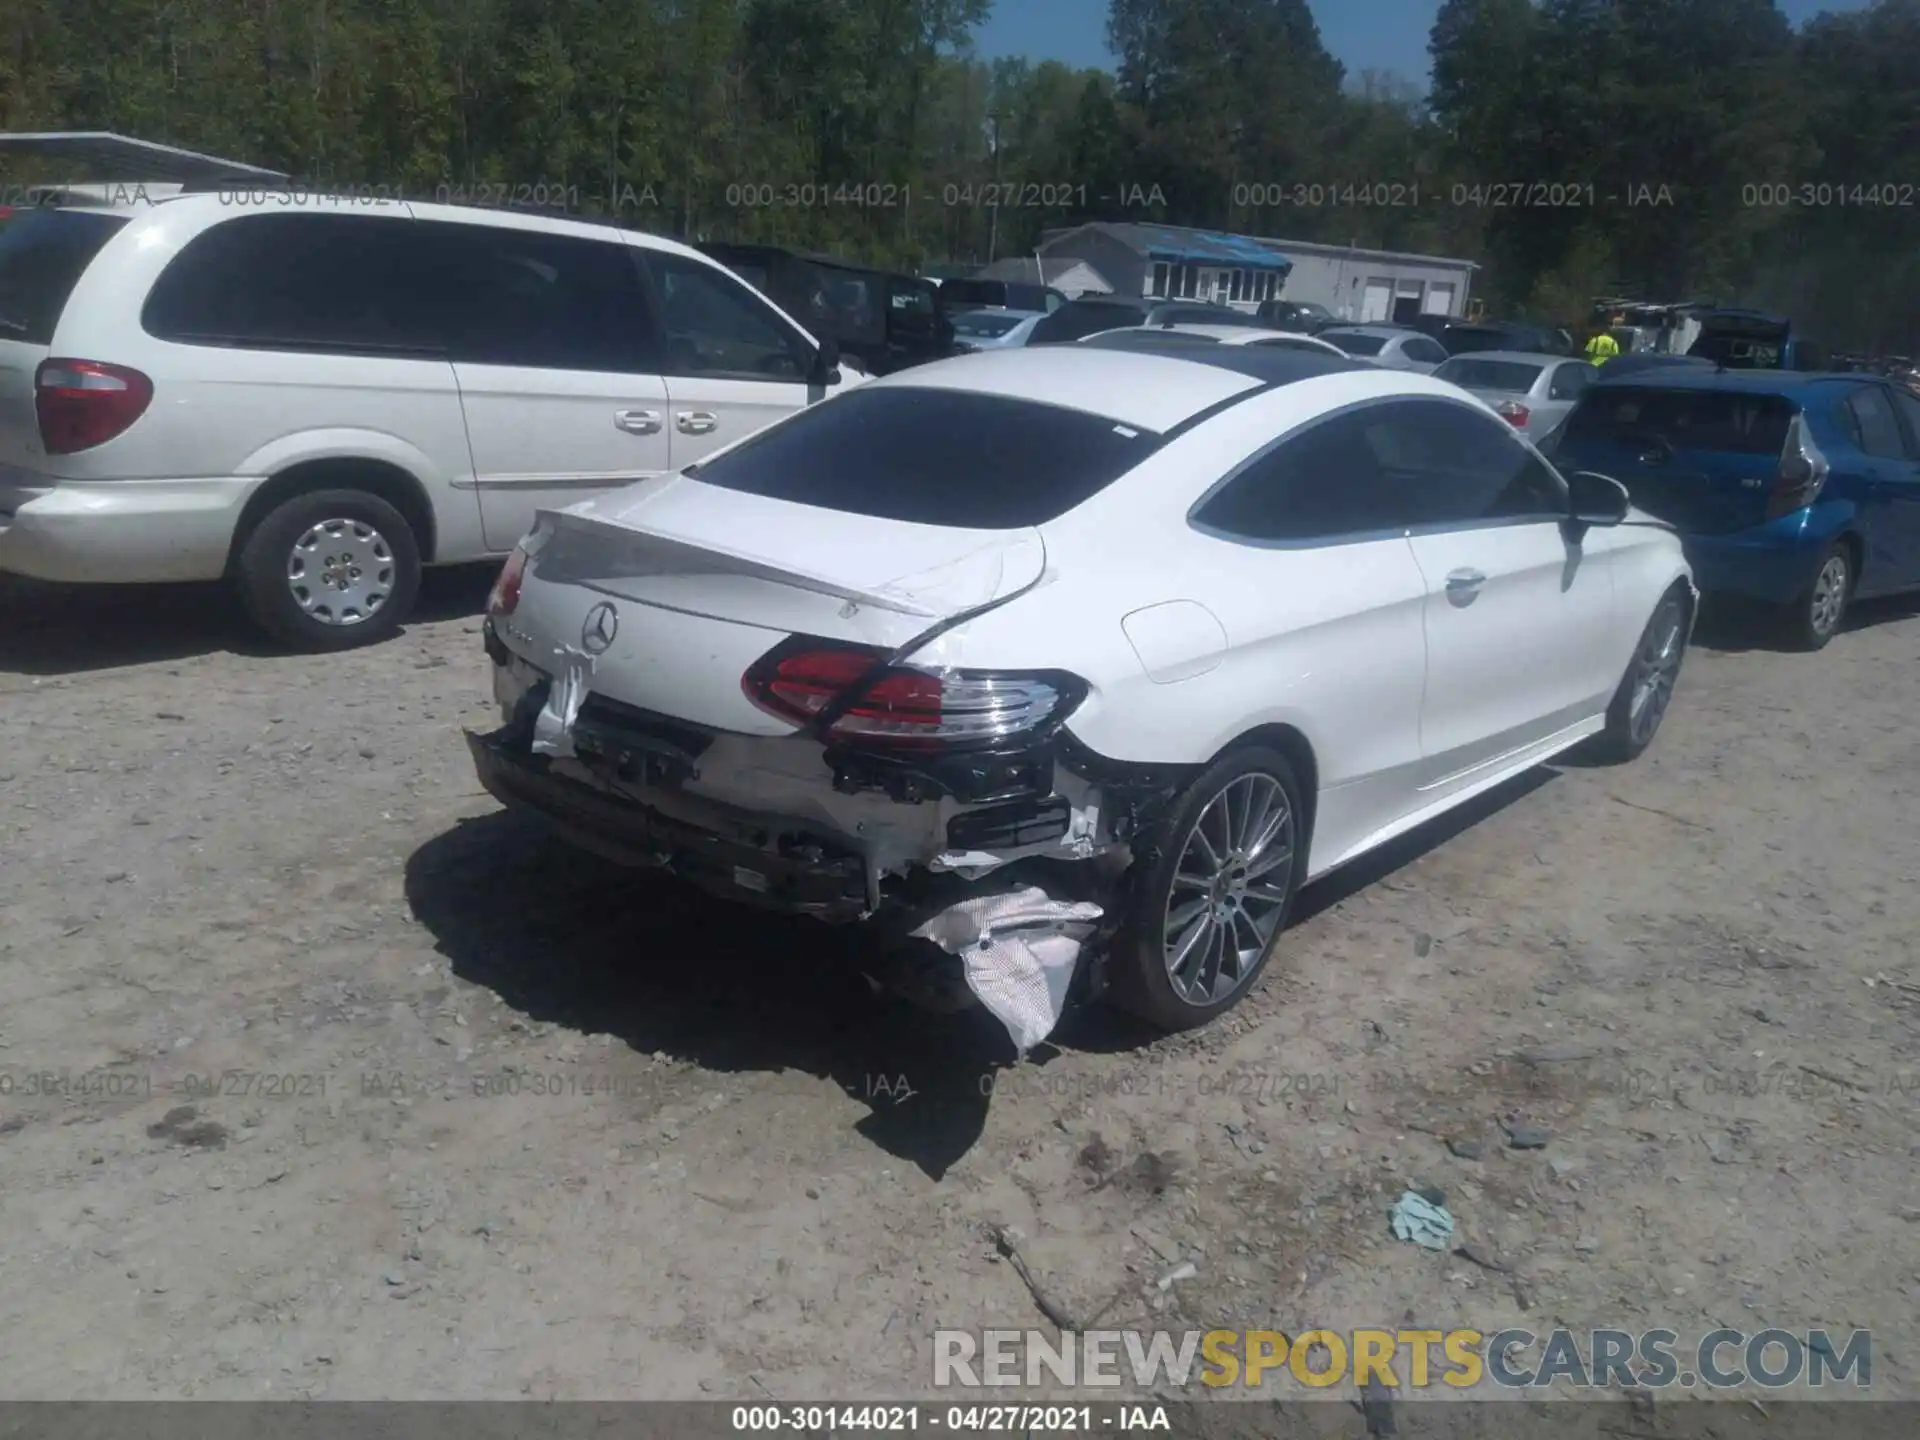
[1037,221,1479,322]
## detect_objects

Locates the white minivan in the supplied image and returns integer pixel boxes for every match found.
[0,195,859,648]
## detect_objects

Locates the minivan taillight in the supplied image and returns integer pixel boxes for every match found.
[1767,412,1828,520]
[741,637,1085,750]
[35,359,154,455]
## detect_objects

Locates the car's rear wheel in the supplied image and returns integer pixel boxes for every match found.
[1107,747,1303,1032]
[236,488,421,652]
[1783,542,1851,651]
[1592,584,1691,763]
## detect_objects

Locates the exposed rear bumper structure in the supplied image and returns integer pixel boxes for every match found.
[467,726,874,921]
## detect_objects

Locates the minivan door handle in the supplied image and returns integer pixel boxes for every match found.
[676,411,719,436]
[614,409,662,435]
[1445,568,1487,607]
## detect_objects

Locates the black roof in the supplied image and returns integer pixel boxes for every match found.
[1077,331,1372,384]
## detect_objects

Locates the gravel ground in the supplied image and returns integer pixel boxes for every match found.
[1,568,1916,1405]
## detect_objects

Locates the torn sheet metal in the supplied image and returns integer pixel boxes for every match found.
[912,886,1103,1055]
[530,647,596,759]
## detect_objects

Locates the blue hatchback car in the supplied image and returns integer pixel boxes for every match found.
[1549,369,1920,648]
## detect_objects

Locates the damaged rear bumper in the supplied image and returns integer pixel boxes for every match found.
[467,726,874,920]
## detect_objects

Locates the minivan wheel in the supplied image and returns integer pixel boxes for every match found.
[236,489,421,652]
[1592,584,1691,763]
[1108,747,1303,1032]
[1785,543,1851,651]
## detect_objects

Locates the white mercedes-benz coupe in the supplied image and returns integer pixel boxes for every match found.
[470,337,1695,1033]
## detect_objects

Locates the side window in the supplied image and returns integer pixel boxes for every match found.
[1890,388,1920,460]
[1548,363,1593,401]
[1844,387,1907,459]
[1192,408,1425,543]
[142,213,447,356]
[428,224,656,373]
[1363,398,1566,525]
[645,254,815,381]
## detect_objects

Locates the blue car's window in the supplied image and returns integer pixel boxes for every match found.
[1839,388,1906,459]
[1563,387,1795,456]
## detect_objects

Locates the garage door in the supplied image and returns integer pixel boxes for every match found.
[1423,282,1455,316]
[1361,279,1393,322]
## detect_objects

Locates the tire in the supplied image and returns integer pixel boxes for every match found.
[235,488,421,652]
[1107,746,1304,1032]
[1782,541,1852,651]
[1591,584,1691,764]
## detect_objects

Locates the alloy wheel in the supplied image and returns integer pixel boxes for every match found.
[1627,595,1686,746]
[288,518,396,627]
[1162,772,1295,1007]
[1808,553,1848,640]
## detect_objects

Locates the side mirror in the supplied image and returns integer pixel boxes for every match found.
[810,338,842,386]
[1566,470,1631,528]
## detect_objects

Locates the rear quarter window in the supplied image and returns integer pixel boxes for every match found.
[687,385,1161,529]
[1563,386,1796,456]
[0,209,129,345]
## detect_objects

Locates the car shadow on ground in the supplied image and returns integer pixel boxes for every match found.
[0,565,497,677]
[404,765,1562,1178]
[1688,591,1920,655]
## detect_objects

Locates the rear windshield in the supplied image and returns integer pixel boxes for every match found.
[1436,358,1545,392]
[0,208,129,344]
[953,311,1024,338]
[1440,327,1514,355]
[1029,304,1148,344]
[1562,386,1797,456]
[941,279,1005,309]
[688,385,1161,529]
[1325,332,1387,356]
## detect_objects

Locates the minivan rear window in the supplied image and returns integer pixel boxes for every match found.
[1563,386,1796,456]
[688,385,1161,529]
[0,209,129,345]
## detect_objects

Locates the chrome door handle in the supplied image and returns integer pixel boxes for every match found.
[1445,568,1486,606]
[676,411,718,436]
[614,409,662,435]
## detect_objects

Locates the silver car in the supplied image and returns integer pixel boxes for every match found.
[1432,350,1599,442]
[950,308,1047,352]
[1318,326,1450,373]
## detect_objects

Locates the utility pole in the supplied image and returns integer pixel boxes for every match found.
[987,110,1001,264]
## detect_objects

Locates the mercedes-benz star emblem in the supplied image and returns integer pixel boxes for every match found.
[580,602,619,655]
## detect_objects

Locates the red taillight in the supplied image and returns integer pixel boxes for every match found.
[1494,400,1530,428]
[741,639,1081,749]
[35,359,154,455]
[487,546,529,617]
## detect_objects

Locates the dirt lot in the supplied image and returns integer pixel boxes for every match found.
[1,567,1916,1406]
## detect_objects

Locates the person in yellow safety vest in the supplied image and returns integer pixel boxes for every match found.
[1585,328,1621,366]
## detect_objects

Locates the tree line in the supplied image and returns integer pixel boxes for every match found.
[3,0,1917,349]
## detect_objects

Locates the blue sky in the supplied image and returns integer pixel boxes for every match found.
[975,0,1876,87]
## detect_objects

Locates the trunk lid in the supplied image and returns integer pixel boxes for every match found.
[1555,385,1797,535]
[502,474,1046,734]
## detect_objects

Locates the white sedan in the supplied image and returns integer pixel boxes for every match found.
[471,339,1695,1034]
[1080,323,1352,358]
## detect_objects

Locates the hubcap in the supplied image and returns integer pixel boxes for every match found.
[1162,772,1295,1007]
[288,518,395,626]
[1627,596,1686,744]
[1809,554,1848,638]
